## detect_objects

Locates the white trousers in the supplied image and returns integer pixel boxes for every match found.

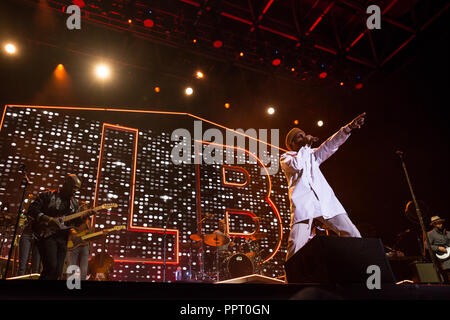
[286,213,361,261]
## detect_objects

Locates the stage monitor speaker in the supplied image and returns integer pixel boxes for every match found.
[411,263,442,283]
[284,236,396,285]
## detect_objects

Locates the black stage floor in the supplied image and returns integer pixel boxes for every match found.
[1,279,449,300]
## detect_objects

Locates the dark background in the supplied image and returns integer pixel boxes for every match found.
[0,0,448,256]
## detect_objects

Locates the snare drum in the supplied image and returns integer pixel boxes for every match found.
[223,253,254,279]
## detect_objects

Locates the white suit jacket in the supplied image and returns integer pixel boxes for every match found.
[280,127,351,225]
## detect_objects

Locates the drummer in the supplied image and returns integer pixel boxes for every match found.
[213,219,234,256]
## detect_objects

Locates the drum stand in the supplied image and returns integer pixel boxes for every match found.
[215,248,220,281]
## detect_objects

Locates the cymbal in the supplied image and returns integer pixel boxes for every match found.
[248,233,267,241]
[203,233,229,247]
[190,234,202,242]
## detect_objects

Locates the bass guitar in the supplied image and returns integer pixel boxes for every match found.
[32,203,118,239]
[68,225,126,250]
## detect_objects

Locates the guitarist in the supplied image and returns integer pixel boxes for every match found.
[427,216,450,282]
[27,174,85,280]
[66,202,93,281]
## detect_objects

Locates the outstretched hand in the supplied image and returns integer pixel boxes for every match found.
[347,112,366,130]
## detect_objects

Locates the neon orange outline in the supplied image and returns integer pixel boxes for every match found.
[225,209,258,238]
[94,123,179,265]
[195,140,283,263]
[2,105,284,264]
[222,165,250,188]
[0,106,8,133]
[3,105,287,152]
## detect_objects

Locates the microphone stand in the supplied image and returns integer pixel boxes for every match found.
[396,151,445,283]
[162,210,174,282]
[3,167,31,279]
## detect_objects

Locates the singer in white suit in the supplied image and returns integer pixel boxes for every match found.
[281,113,366,260]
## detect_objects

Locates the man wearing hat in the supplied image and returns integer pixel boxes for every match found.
[427,216,450,281]
[281,113,366,260]
[27,174,83,279]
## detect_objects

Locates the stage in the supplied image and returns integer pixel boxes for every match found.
[1,277,450,300]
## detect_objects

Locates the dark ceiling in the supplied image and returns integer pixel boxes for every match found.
[14,0,450,87]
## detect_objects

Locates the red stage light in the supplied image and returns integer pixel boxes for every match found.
[319,72,327,79]
[355,83,363,89]
[144,19,154,27]
[272,58,281,66]
[213,40,223,48]
[73,0,85,8]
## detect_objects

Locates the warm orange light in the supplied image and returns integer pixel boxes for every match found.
[54,64,68,81]
[154,87,160,93]
[196,71,204,79]
[4,43,16,55]
[291,67,295,72]
[340,82,344,86]
[128,19,132,24]
[193,39,197,43]
[224,103,230,109]
[267,107,275,115]
[317,120,324,127]
[239,52,244,57]
[185,87,193,95]
[95,64,111,79]
[294,120,299,125]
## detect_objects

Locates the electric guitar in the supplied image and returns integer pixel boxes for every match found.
[436,246,450,260]
[68,225,126,250]
[32,203,118,239]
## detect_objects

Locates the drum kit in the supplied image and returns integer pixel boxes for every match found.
[184,231,267,281]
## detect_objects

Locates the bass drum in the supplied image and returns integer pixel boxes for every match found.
[223,253,254,279]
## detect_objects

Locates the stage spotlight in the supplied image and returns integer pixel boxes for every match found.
[193,39,197,44]
[317,120,324,127]
[319,72,327,79]
[272,58,281,66]
[185,87,193,95]
[154,87,160,93]
[339,82,344,86]
[213,40,223,48]
[291,67,296,72]
[196,71,204,79]
[355,83,363,90]
[95,64,110,79]
[144,19,154,27]
[128,19,132,24]
[4,43,16,55]
[224,103,230,109]
[294,120,299,125]
[267,107,275,115]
